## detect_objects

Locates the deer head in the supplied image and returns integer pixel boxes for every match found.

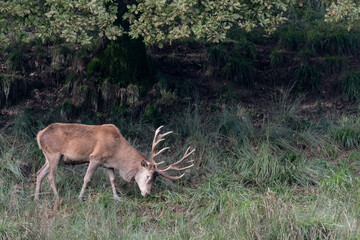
[134,126,195,197]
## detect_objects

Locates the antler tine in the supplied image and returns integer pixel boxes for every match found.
[156,147,195,173]
[156,159,195,180]
[151,126,173,164]
[151,127,196,180]
[157,171,186,180]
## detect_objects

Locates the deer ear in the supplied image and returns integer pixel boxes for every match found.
[141,160,148,168]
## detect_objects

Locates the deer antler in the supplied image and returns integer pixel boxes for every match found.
[151,126,173,165]
[151,126,195,180]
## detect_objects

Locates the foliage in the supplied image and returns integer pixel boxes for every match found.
[0,0,291,46]
[341,71,360,101]
[1,0,359,47]
[324,0,360,31]
[0,0,123,46]
[124,0,289,45]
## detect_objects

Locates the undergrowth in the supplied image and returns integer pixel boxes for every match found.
[1,94,360,239]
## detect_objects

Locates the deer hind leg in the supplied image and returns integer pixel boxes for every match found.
[107,168,121,201]
[34,159,50,200]
[78,159,100,201]
[47,153,61,199]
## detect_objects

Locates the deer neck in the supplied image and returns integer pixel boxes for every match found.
[114,144,148,182]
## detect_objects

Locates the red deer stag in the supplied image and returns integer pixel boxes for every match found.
[34,124,195,201]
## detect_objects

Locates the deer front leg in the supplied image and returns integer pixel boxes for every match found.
[78,160,100,201]
[107,168,121,201]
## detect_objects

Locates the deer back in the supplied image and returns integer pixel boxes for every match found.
[37,123,147,174]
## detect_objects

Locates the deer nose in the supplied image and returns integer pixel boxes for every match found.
[145,193,149,198]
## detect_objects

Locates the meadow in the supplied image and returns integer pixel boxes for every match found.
[1,94,360,240]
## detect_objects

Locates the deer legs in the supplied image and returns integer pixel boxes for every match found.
[36,156,121,201]
[107,168,121,201]
[79,164,121,202]
[34,153,60,200]
[34,161,50,200]
[78,160,100,201]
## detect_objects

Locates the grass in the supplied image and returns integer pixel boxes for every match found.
[294,64,322,92]
[1,98,360,239]
[342,71,360,101]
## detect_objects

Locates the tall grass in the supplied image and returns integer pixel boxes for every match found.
[1,99,360,239]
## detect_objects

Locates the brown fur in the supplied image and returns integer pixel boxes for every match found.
[35,123,150,200]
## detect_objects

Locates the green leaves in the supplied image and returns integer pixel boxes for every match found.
[125,0,289,45]
[0,0,292,46]
[0,0,123,46]
[325,0,360,31]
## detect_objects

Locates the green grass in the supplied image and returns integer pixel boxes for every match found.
[294,64,322,92]
[322,56,348,75]
[342,71,360,101]
[1,101,360,239]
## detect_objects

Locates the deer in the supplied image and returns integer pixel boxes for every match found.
[34,123,195,201]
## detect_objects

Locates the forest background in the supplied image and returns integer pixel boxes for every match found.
[2,0,360,239]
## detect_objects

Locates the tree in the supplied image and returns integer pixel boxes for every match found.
[324,0,360,31]
[0,0,123,46]
[0,0,290,46]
